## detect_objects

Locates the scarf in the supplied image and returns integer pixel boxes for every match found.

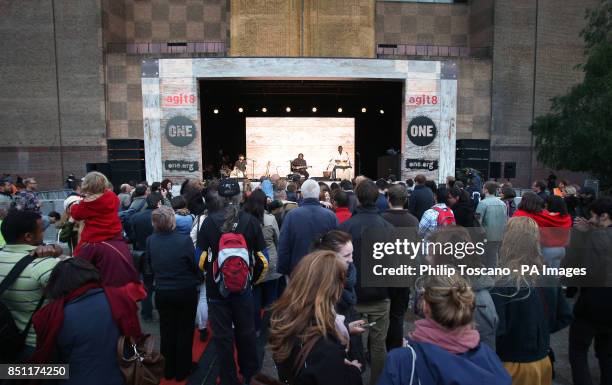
[410,318,479,354]
[29,282,141,363]
[513,209,572,247]
[334,314,350,345]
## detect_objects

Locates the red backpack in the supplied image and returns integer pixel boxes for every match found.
[212,221,251,297]
[432,206,456,226]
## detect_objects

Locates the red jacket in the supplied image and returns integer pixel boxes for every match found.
[71,190,123,252]
[335,207,352,224]
[512,209,572,247]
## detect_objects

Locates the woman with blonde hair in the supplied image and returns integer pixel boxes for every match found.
[378,274,509,385]
[269,250,363,385]
[425,226,498,351]
[491,217,572,385]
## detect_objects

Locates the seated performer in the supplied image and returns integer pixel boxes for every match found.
[234,154,247,174]
[229,166,245,178]
[329,145,351,180]
[219,163,231,178]
[291,153,310,179]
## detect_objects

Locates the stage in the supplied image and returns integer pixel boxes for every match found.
[141,57,457,185]
[200,79,403,181]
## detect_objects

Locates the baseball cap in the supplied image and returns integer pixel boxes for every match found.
[218,178,241,198]
[64,195,82,211]
[376,178,388,190]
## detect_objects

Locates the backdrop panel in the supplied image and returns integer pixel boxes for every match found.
[245,117,355,178]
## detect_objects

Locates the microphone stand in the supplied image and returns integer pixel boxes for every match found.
[249,159,256,180]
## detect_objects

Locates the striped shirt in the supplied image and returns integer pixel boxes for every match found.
[0,244,58,347]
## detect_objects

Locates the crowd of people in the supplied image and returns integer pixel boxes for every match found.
[0,170,610,385]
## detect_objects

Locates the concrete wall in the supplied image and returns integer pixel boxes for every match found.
[0,0,106,188]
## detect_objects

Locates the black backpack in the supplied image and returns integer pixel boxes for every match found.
[0,255,46,362]
[119,198,147,240]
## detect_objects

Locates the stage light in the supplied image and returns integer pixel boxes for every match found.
[361,107,367,113]
[379,109,384,114]
[213,109,219,114]
[337,107,343,113]
[238,107,244,113]
[285,107,291,112]
[262,107,267,113]
[312,107,317,112]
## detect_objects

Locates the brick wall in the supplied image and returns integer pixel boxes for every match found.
[376,1,492,144]
[0,0,106,189]
[376,1,469,46]
[456,58,491,140]
[103,0,228,43]
[490,0,598,187]
[103,0,229,140]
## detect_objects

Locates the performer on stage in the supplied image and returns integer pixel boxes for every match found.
[234,154,247,173]
[291,153,310,179]
[219,152,232,178]
[329,145,352,180]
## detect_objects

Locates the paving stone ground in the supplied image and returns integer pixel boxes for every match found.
[139,306,599,385]
[45,231,599,384]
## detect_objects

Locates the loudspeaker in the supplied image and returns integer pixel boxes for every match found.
[489,162,502,179]
[377,155,401,180]
[107,139,145,150]
[503,162,516,179]
[107,139,146,192]
[456,139,490,179]
[86,162,111,177]
[108,139,145,162]
[109,169,146,193]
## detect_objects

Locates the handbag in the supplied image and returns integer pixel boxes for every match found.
[250,336,320,385]
[117,334,165,385]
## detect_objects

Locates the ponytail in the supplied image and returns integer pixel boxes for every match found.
[221,195,241,233]
[312,230,352,253]
[423,274,475,329]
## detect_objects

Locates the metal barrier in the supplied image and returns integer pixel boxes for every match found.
[37,190,73,201]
